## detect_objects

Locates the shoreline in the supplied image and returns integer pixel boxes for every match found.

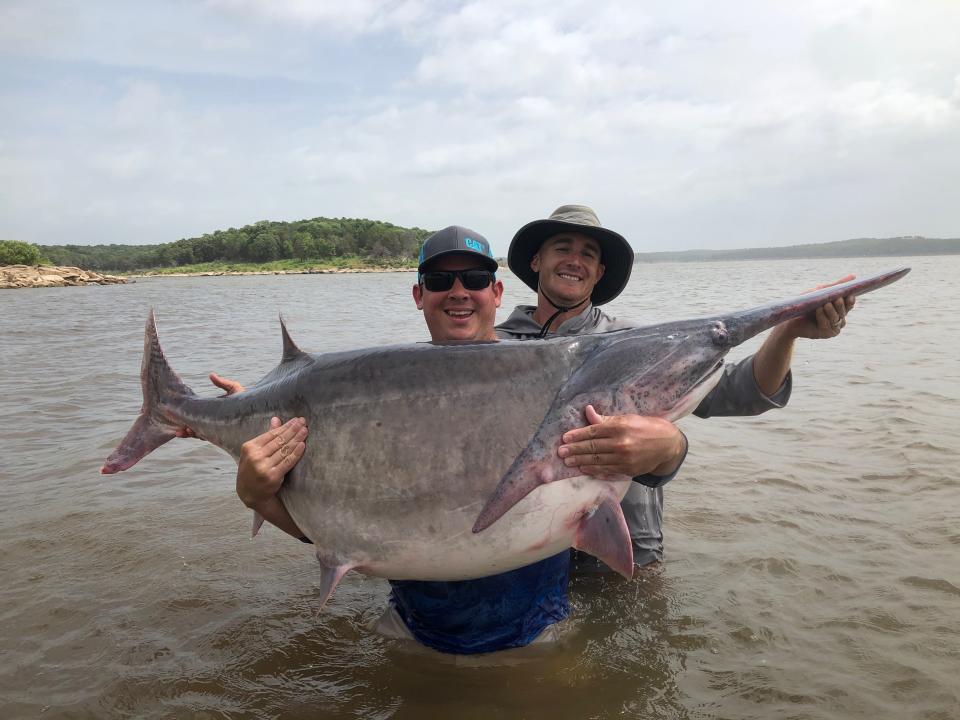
[1,264,419,288]
[129,266,417,278]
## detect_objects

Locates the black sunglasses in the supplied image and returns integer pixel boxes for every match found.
[421,269,494,292]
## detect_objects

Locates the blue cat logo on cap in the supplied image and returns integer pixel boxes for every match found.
[464,237,489,256]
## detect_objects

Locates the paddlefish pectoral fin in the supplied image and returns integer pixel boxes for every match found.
[314,555,355,611]
[101,310,197,474]
[251,511,266,538]
[572,494,634,580]
[472,448,559,533]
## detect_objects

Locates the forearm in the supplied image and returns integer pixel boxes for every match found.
[752,325,797,397]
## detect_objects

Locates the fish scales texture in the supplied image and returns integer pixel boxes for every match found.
[277,339,601,579]
[126,333,623,582]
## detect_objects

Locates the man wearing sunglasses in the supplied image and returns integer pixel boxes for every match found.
[411,226,504,343]
[382,225,580,653]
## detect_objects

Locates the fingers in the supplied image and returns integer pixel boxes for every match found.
[274,441,306,473]
[561,424,609,444]
[583,405,605,426]
[806,275,856,338]
[562,405,611,444]
[821,300,840,325]
[236,417,308,507]
[559,437,620,459]
[562,452,622,473]
[806,274,855,293]
[239,418,308,472]
[209,372,246,396]
[262,418,309,458]
[823,274,855,289]
[815,297,849,338]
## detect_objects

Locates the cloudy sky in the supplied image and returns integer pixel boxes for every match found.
[1,0,958,253]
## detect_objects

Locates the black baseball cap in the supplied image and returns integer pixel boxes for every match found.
[417,225,498,279]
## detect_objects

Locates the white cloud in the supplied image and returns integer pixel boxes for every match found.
[832,81,956,131]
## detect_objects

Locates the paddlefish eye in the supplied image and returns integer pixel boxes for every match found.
[710,320,730,346]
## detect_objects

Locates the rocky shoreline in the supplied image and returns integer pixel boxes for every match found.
[0,264,419,288]
[1,265,127,290]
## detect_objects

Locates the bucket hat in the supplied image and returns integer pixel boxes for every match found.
[507,205,633,305]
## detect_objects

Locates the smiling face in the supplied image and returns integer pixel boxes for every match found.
[530,232,606,307]
[412,254,504,341]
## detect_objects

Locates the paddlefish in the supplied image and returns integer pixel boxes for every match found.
[102,267,909,607]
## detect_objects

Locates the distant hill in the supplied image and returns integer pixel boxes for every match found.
[23,225,960,273]
[36,217,430,273]
[636,236,960,263]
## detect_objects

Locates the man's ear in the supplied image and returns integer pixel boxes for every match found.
[412,283,424,310]
[530,253,541,273]
[596,263,605,282]
[493,279,504,308]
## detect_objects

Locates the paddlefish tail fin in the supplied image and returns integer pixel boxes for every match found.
[101,309,197,474]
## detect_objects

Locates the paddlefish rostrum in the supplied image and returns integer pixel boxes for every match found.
[102,268,910,606]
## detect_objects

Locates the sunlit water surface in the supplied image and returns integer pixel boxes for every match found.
[1,257,958,719]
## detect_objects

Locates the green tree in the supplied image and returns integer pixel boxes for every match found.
[249,230,280,262]
[291,231,312,260]
[31,216,433,270]
[0,240,48,266]
[314,236,335,258]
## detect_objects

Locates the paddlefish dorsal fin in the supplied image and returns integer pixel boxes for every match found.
[279,314,306,363]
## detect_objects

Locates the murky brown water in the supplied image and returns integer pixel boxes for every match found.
[2,257,958,719]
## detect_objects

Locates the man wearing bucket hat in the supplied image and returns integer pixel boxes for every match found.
[501,204,637,337]
[495,204,855,572]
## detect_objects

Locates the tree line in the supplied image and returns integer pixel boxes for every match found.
[11,217,431,272]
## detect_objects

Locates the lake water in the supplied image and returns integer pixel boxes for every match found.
[1,257,958,719]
